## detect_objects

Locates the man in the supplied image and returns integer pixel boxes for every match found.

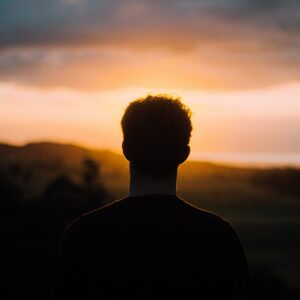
[53,95,251,299]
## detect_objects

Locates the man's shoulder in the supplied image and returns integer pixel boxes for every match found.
[178,198,241,240]
[65,196,238,240]
[65,198,126,234]
[178,198,231,226]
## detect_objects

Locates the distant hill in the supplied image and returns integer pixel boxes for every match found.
[0,141,126,167]
[1,141,299,205]
[0,142,129,196]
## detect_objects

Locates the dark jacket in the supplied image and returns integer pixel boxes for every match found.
[53,194,251,299]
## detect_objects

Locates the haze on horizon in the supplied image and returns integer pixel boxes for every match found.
[1,0,300,160]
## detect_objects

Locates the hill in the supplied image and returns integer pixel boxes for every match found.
[1,141,300,205]
[0,141,128,196]
[0,141,126,168]
[1,141,300,295]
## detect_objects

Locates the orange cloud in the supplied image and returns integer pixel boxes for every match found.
[1,1,300,90]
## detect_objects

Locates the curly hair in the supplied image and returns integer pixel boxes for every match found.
[121,94,192,178]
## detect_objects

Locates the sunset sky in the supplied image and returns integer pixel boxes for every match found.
[1,1,300,161]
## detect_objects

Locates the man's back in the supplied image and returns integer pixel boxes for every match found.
[54,195,251,299]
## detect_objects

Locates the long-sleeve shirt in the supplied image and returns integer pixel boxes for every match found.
[53,194,252,299]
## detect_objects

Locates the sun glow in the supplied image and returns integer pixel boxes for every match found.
[1,82,300,157]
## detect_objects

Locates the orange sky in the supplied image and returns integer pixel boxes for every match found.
[1,1,300,159]
[1,82,300,157]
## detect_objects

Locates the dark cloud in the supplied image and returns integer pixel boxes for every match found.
[0,0,300,89]
[1,0,299,49]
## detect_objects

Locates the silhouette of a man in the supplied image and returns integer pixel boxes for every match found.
[53,95,251,299]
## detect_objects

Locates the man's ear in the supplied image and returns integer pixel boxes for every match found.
[122,141,130,161]
[178,145,190,164]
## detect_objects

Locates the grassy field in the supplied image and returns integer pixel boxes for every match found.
[1,142,299,298]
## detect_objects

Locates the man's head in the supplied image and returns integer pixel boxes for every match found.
[121,94,192,179]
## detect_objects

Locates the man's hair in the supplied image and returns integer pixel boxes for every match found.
[121,94,192,178]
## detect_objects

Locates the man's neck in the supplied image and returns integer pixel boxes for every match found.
[128,168,177,197]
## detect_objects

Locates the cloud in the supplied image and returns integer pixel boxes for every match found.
[0,0,300,89]
[1,0,299,49]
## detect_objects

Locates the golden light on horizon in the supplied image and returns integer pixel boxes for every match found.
[1,82,300,162]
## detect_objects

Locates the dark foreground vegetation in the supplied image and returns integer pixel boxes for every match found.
[1,142,299,299]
